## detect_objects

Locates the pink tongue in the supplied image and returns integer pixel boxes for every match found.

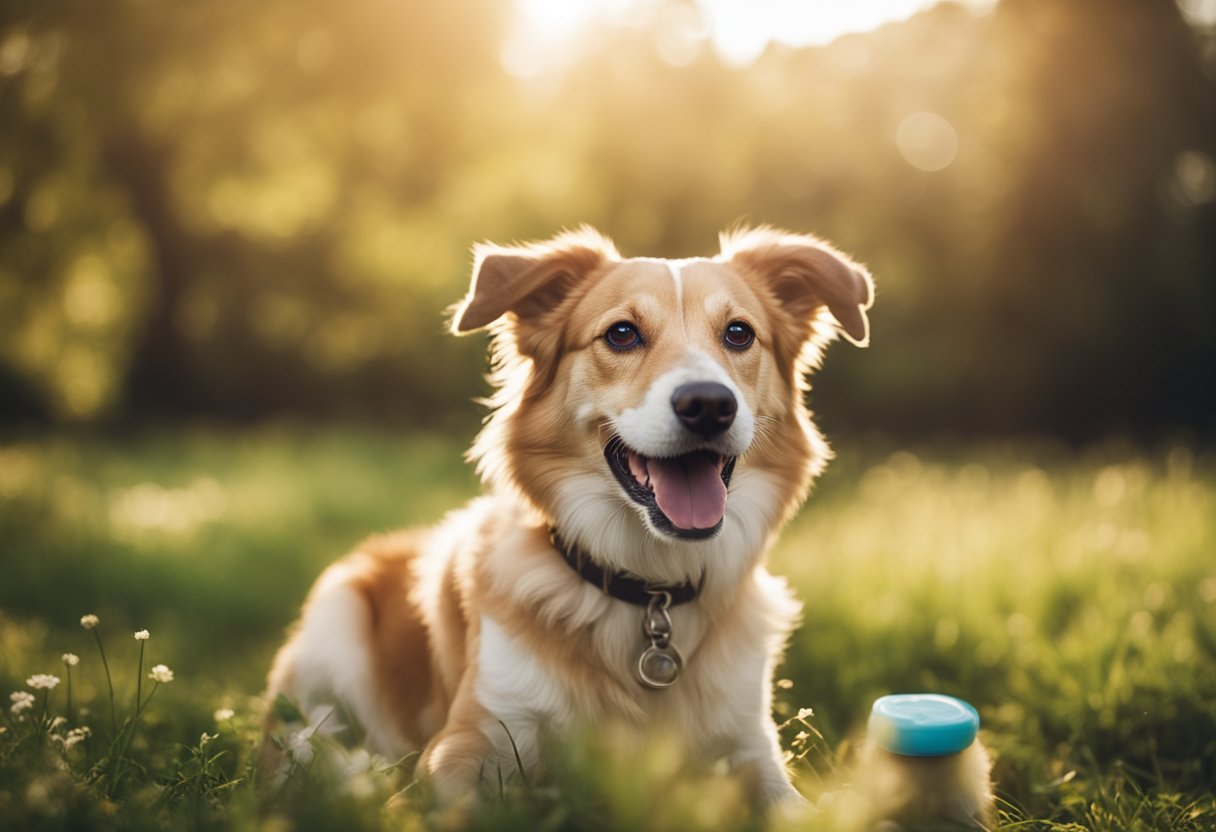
[648,455,728,530]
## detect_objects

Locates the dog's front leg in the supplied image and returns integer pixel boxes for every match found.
[419,720,495,802]
[418,679,541,802]
[418,677,504,803]
[421,719,548,804]
[727,722,807,810]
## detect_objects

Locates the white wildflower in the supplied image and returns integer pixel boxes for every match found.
[134,629,150,641]
[339,748,375,798]
[797,707,815,720]
[63,726,91,749]
[213,708,235,722]
[80,614,99,630]
[26,674,60,690]
[340,747,372,779]
[50,716,67,730]
[286,725,317,766]
[62,653,79,667]
[148,664,174,683]
[10,691,35,714]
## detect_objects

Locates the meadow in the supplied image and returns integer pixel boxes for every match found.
[1,426,1213,831]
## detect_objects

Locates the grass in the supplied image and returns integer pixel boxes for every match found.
[0,424,1213,830]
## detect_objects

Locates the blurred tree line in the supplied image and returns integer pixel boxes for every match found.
[1,0,1213,440]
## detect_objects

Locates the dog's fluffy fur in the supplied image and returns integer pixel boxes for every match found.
[264,226,991,824]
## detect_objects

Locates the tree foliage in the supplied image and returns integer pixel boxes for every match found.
[1,0,1213,439]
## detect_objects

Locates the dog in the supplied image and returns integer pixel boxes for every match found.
[264,225,991,823]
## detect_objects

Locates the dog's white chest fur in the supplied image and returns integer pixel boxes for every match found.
[472,558,802,782]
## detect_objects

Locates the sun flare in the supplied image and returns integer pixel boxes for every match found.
[506,0,999,73]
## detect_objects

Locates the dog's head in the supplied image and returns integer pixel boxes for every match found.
[451,226,872,580]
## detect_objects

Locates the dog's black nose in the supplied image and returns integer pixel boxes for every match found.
[671,382,737,438]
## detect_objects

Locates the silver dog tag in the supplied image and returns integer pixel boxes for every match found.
[638,643,684,688]
[637,590,684,688]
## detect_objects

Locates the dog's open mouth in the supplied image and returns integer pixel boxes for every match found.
[605,436,737,539]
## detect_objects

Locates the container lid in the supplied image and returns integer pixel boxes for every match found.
[868,693,980,756]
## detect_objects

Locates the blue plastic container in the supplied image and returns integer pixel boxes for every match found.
[868,693,980,757]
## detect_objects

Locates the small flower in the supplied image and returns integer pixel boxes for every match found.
[148,664,174,684]
[26,674,60,690]
[339,747,373,781]
[286,725,317,766]
[213,708,235,722]
[796,707,815,720]
[134,630,150,641]
[10,691,35,714]
[80,614,99,630]
[62,653,79,667]
[62,726,91,749]
[50,716,67,730]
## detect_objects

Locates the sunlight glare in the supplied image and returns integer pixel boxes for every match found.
[701,0,952,64]
[505,0,999,74]
[502,0,618,78]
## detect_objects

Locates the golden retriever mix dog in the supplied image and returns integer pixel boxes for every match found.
[264,226,992,824]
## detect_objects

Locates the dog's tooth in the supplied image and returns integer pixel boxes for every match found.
[627,450,651,487]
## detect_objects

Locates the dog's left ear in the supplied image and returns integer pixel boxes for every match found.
[450,227,618,336]
[720,226,874,348]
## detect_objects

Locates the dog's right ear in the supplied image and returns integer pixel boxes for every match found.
[450,227,619,336]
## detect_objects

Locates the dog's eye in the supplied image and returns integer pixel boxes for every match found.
[723,321,755,350]
[605,321,642,350]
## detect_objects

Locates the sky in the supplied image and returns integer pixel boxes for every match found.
[505,0,1001,73]
[695,0,997,63]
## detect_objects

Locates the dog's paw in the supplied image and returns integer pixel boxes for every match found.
[768,779,811,807]
[763,783,814,826]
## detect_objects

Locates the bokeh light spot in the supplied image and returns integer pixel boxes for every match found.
[63,255,120,331]
[1177,0,1216,27]
[109,478,228,541]
[1093,465,1126,507]
[54,349,112,419]
[1169,149,1216,207]
[0,30,31,76]
[896,111,958,172]
[0,445,42,501]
